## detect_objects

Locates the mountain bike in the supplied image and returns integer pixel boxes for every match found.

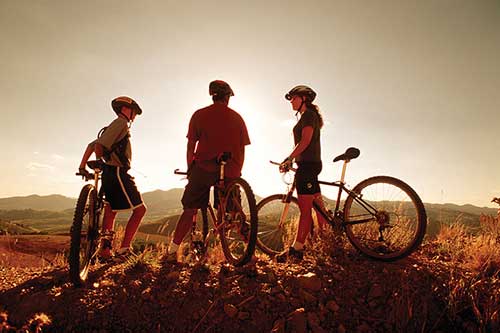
[256,147,427,261]
[174,153,258,266]
[69,160,110,286]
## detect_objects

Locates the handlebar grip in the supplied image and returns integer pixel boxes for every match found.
[270,160,297,172]
[174,169,188,175]
[76,172,95,181]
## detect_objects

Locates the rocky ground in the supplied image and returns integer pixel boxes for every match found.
[0,233,498,333]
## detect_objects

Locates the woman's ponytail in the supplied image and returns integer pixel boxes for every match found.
[307,103,324,128]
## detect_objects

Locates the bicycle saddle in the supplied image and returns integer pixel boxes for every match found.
[333,147,360,162]
[87,160,105,170]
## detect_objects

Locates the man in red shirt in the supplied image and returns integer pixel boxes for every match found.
[166,80,251,263]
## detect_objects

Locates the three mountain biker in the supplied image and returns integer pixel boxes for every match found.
[76,83,385,264]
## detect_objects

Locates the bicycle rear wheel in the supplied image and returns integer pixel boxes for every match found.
[219,178,258,266]
[343,176,427,261]
[69,184,100,286]
[256,194,299,255]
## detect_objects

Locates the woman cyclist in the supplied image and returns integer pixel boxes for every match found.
[277,85,328,261]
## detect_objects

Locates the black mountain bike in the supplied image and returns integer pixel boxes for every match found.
[257,147,427,261]
[69,160,110,286]
[174,153,258,266]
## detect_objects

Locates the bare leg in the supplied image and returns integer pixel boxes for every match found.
[296,194,315,247]
[171,208,198,248]
[120,204,147,249]
[313,193,328,230]
[100,204,117,257]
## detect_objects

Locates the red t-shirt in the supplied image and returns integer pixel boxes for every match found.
[187,103,251,178]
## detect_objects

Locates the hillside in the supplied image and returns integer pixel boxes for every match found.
[0,230,498,332]
[0,195,75,211]
[0,191,498,239]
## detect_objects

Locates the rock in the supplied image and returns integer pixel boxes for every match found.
[224,303,238,318]
[271,319,286,333]
[290,297,302,308]
[287,308,307,333]
[306,312,320,326]
[368,284,384,299]
[238,311,250,320]
[356,322,371,333]
[332,272,343,281]
[166,271,180,281]
[326,300,340,312]
[299,289,317,303]
[296,272,322,291]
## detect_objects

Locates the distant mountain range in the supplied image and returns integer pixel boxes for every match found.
[0,190,498,237]
[0,194,76,211]
[0,189,185,213]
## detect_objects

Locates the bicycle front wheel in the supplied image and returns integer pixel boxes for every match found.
[256,195,299,255]
[69,184,100,286]
[343,176,427,261]
[218,178,258,266]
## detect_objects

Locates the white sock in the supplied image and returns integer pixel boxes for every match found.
[292,241,304,251]
[168,241,179,254]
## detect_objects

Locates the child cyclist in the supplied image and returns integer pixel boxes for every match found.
[78,96,147,260]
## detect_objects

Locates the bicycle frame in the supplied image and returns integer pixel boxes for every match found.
[275,159,381,229]
[174,159,231,247]
[315,180,380,227]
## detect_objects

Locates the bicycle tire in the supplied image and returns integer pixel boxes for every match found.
[69,184,100,286]
[343,176,427,261]
[256,194,300,255]
[218,178,258,266]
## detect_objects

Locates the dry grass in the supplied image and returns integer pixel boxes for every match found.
[432,212,500,331]
[435,219,470,261]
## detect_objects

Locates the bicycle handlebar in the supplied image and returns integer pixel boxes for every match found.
[270,160,297,173]
[76,171,94,181]
[174,169,188,175]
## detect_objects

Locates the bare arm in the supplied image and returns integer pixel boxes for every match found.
[186,139,197,169]
[78,142,105,170]
[79,142,95,169]
[289,126,313,159]
[94,143,104,160]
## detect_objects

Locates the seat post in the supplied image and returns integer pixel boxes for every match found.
[340,160,350,184]
[219,161,226,181]
[94,170,100,189]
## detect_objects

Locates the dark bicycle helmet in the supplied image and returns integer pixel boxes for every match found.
[111,96,142,115]
[285,85,316,102]
[209,80,234,97]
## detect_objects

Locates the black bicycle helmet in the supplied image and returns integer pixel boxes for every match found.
[285,85,316,102]
[111,96,142,115]
[209,80,234,97]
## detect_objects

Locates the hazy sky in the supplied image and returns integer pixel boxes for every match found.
[1,0,499,207]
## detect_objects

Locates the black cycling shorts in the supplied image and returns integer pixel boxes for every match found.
[102,165,144,211]
[295,161,322,195]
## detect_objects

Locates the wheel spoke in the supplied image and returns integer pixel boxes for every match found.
[219,179,257,266]
[256,195,300,255]
[344,176,426,261]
